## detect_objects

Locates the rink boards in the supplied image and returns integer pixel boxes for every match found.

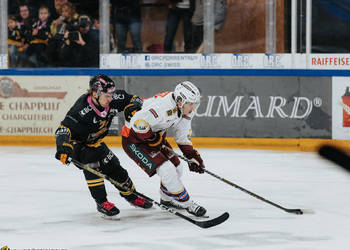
[0,69,350,151]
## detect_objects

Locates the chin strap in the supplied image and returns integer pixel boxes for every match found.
[96,95,102,107]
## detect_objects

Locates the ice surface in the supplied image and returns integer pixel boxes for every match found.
[1,146,350,250]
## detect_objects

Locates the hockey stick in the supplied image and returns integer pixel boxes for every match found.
[164,146,312,215]
[68,158,229,229]
[318,145,350,173]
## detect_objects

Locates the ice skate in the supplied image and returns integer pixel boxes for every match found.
[186,200,207,217]
[96,200,120,218]
[160,190,187,209]
[125,194,153,209]
[160,191,207,217]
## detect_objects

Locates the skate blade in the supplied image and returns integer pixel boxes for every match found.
[99,212,121,220]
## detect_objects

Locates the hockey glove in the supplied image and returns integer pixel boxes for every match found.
[161,140,181,166]
[124,96,143,122]
[55,125,74,165]
[179,145,205,174]
[55,142,74,165]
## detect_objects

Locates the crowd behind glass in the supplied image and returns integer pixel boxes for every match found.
[7,0,350,68]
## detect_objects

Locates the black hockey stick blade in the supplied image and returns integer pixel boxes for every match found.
[318,145,350,172]
[284,209,304,215]
[176,211,229,229]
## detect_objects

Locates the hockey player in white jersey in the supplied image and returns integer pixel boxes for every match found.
[121,81,207,217]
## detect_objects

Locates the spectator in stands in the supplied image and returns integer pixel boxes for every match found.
[48,1,79,66]
[8,15,24,67]
[53,0,69,19]
[111,0,143,53]
[59,15,99,67]
[17,3,37,66]
[163,0,194,53]
[26,5,52,67]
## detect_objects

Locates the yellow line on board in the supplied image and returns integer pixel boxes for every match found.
[1,135,350,152]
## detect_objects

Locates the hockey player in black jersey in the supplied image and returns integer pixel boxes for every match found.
[55,73,152,218]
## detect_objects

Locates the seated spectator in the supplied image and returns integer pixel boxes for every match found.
[111,0,142,53]
[26,5,52,67]
[59,15,99,67]
[8,15,24,67]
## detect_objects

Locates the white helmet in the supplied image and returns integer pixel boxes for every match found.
[174,81,201,108]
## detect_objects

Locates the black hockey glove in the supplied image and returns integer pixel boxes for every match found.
[187,151,205,174]
[55,142,74,165]
[55,126,74,165]
[124,96,143,122]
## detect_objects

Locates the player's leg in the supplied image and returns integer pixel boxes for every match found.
[96,143,152,209]
[122,139,206,216]
[76,143,119,217]
[156,161,206,217]
[82,168,120,217]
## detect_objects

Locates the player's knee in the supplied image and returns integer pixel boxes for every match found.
[156,161,180,187]
[99,152,128,181]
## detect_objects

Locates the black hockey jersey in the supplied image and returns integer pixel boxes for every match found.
[58,90,136,145]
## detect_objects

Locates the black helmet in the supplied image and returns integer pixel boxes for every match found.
[89,74,116,96]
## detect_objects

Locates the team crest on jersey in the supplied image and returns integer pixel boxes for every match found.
[133,119,150,133]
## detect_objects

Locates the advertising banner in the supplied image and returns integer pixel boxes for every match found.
[332,77,350,139]
[0,54,7,69]
[0,76,89,136]
[114,76,332,138]
[308,54,350,69]
[102,53,350,70]
[101,54,306,70]
[0,75,332,139]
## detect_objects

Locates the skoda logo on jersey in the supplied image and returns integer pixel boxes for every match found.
[128,143,155,171]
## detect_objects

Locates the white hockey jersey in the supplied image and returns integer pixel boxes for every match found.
[127,91,193,145]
